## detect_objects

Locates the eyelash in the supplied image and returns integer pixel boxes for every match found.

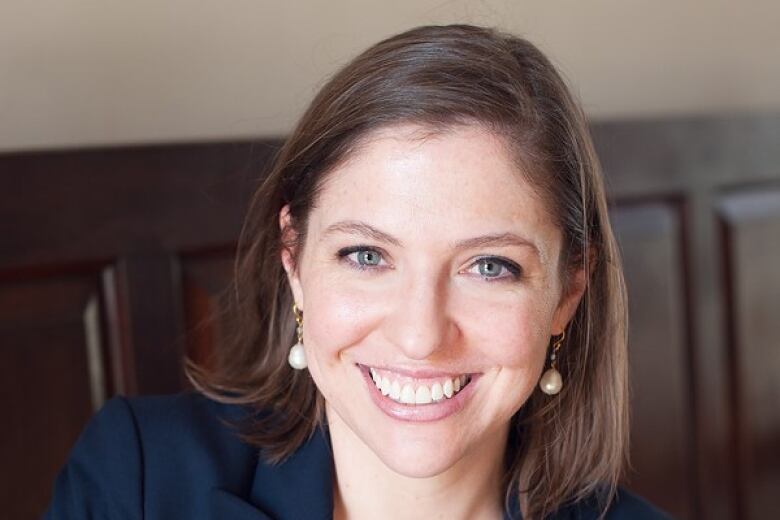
[335,246,523,282]
[474,256,522,281]
[337,246,389,272]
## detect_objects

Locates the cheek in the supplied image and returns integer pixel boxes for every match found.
[463,293,553,368]
[468,297,553,416]
[301,276,378,361]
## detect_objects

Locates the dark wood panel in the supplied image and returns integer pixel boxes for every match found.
[719,187,780,520]
[593,115,780,197]
[102,252,189,394]
[0,140,278,519]
[611,201,696,519]
[180,250,235,369]
[590,114,780,520]
[0,140,277,269]
[0,269,110,519]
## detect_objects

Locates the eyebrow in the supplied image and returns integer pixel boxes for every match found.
[322,219,541,258]
[323,220,402,246]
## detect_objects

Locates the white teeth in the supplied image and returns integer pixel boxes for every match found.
[443,378,454,398]
[400,384,416,404]
[390,380,401,400]
[380,377,391,396]
[368,368,471,405]
[415,385,432,404]
[431,382,444,401]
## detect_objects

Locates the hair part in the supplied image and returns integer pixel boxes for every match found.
[187,24,629,520]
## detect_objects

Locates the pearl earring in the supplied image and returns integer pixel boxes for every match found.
[287,303,307,370]
[539,331,565,395]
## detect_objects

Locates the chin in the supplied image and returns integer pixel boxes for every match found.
[372,436,464,478]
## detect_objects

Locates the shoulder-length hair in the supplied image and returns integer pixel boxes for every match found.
[187,24,629,520]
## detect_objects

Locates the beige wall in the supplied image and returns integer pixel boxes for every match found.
[1,0,778,152]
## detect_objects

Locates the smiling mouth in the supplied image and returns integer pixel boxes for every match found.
[367,366,473,405]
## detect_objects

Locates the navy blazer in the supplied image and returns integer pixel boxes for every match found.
[45,393,671,519]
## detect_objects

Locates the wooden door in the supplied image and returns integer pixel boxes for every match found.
[593,115,780,519]
[0,141,273,518]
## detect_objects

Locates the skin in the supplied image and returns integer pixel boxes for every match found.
[280,123,586,519]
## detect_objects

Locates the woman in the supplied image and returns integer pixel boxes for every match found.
[47,25,670,519]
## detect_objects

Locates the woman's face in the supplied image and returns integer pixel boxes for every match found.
[281,123,584,478]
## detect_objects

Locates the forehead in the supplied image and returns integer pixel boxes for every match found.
[311,123,559,260]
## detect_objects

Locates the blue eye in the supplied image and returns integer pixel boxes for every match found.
[470,257,522,281]
[355,249,381,266]
[338,246,387,270]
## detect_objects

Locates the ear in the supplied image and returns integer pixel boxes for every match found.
[550,265,588,335]
[279,204,305,309]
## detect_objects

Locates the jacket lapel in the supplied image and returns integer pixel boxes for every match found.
[250,426,335,519]
[209,426,334,519]
[209,488,274,519]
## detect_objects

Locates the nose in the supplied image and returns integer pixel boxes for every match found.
[383,269,453,360]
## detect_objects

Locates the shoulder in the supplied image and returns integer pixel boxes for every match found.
[45,397,144,519]
[128,393,260,496]
[550,486,672,520]
[123,392,254,451]
[45,393,259,519]
[603,487,673,519]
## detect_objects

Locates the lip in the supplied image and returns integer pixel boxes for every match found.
[365,364,469,380]
[358,364,480,422]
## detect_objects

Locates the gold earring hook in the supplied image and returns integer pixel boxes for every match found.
[550,330,565,369]
[292,303,303,343]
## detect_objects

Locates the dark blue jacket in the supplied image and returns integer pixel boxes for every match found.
[45,394,671,519]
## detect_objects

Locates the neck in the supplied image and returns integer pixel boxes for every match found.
[327,406,508,520]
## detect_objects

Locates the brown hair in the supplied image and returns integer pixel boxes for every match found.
[187,24,629,519]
